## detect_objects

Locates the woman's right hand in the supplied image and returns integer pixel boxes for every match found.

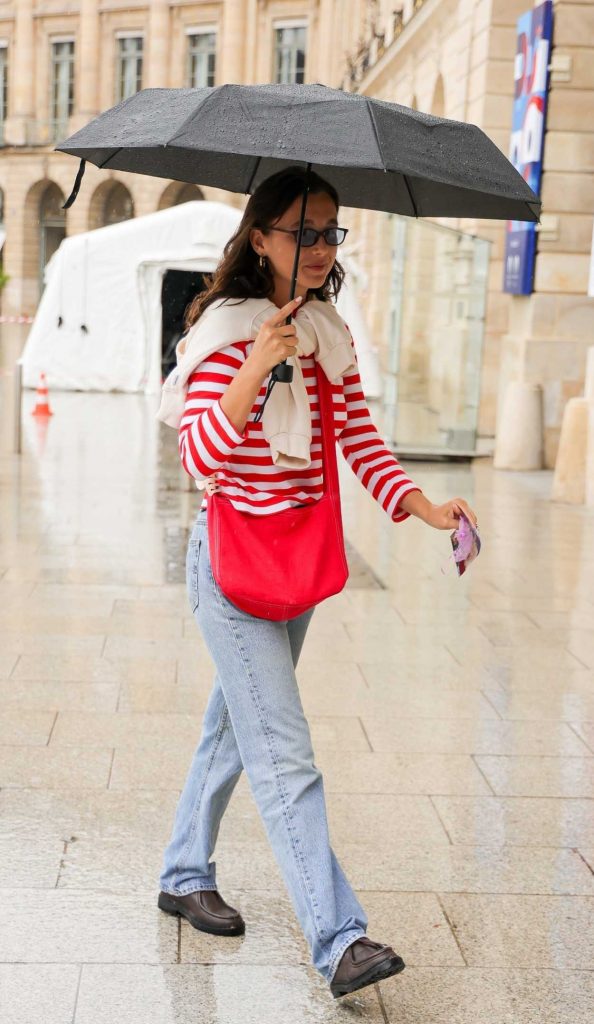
[246,296,303,378]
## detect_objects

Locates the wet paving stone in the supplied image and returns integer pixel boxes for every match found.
[1,390,593,1022]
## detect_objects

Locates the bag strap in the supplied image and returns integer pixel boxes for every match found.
[315,359,340,499]
[208,360,339,505]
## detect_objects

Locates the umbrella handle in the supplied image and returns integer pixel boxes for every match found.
[269,299,300,382]
[270,162,312,386]
[253,162,312,420]
[253,360,292,422]
[272,360,293,383]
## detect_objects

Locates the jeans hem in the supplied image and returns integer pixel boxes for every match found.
[159,884,218,895]
[326,929,368,984]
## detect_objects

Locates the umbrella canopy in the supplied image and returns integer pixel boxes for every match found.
[56,83,540,223]
[56,82,540,404]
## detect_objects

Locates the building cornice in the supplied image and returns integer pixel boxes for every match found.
[345,0,456,96]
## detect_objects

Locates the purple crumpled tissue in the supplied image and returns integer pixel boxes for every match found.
[441,512,481,577]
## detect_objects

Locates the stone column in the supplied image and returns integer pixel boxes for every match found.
[3,0,34,145]
[244,0,258,83]
[494,382,544,471]
[146,0,170,89]
[219,0,246,85]
[318,0,342,87]
[551,348,594,504]
[551,398,589,503]
[584,347,594,508]
[495,0,594,469]
[69,0,100,132]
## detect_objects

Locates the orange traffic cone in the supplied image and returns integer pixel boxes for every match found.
[31,373,53,417]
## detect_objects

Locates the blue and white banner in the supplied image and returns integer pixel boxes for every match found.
[503,0,553,295]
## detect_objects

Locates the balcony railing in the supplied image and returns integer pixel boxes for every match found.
[343,1,425,90]
[0,118,70,147]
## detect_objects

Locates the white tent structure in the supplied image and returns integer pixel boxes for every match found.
[21,200,382,397]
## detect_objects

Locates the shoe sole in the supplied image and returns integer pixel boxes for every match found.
[158,892,245,936]
[330,953,405,998]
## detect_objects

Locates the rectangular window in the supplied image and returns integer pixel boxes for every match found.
[187,30,216,88]
[0,44,7,141]
[50,39,75,140]
[274,24,307,84]
[116,36,143,102]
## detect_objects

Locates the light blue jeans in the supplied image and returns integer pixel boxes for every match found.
[158,507,368,982]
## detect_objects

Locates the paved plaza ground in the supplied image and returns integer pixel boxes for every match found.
[1,388,593,1023]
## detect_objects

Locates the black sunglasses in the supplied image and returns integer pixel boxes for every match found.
[267,226,349,247]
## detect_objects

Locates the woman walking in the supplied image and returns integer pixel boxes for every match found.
[157,166,477,998]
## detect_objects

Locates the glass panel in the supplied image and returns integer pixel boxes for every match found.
[274,26,307,84]
[50,40,74,141]
[384,214,491,454]
[0,46,8,135]
[117,37,143,102]
[187,33,216,88]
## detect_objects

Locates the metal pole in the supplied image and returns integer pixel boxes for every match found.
[253,163,312,422]
[13,360,22,454]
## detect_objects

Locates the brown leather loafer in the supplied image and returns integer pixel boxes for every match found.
[329,936,405,998]
[158,889,245,936]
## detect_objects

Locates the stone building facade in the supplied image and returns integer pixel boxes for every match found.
[0,0,592,462]
[341,0,594,461]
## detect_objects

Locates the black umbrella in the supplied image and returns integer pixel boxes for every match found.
[56,82,540,404]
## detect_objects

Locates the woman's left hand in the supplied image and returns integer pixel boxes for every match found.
[424,497,478,531]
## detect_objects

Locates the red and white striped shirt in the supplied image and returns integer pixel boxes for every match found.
[179,332,421,522]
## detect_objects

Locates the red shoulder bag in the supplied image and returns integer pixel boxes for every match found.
[206,360,349,620]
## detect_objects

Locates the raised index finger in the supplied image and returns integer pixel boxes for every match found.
[266,296,302,325]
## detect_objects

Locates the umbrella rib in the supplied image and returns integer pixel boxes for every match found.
[527,199,541,224]
[245,157,261,194]
[98,148,122,169]
[402,174,419,218]
[367,99,421,217]
[166,86,224,146]
[365,100,386,173]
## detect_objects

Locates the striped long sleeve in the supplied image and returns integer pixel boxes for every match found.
[178,335,421,521]
[178,343,249,480]
[338,334,421,523]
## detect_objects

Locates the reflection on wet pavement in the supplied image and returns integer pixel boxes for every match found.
[0,385,593,1022]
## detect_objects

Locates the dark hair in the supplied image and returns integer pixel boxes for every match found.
[183,165,345,329]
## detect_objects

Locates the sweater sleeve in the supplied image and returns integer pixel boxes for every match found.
[178,343,249,480]
[337,329,422,523]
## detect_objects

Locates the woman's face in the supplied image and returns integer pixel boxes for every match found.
[250,191,339,298]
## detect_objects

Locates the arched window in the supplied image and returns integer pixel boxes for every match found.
[39,182,66,288]
[102,182,134,225]
[171,183,204,206]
